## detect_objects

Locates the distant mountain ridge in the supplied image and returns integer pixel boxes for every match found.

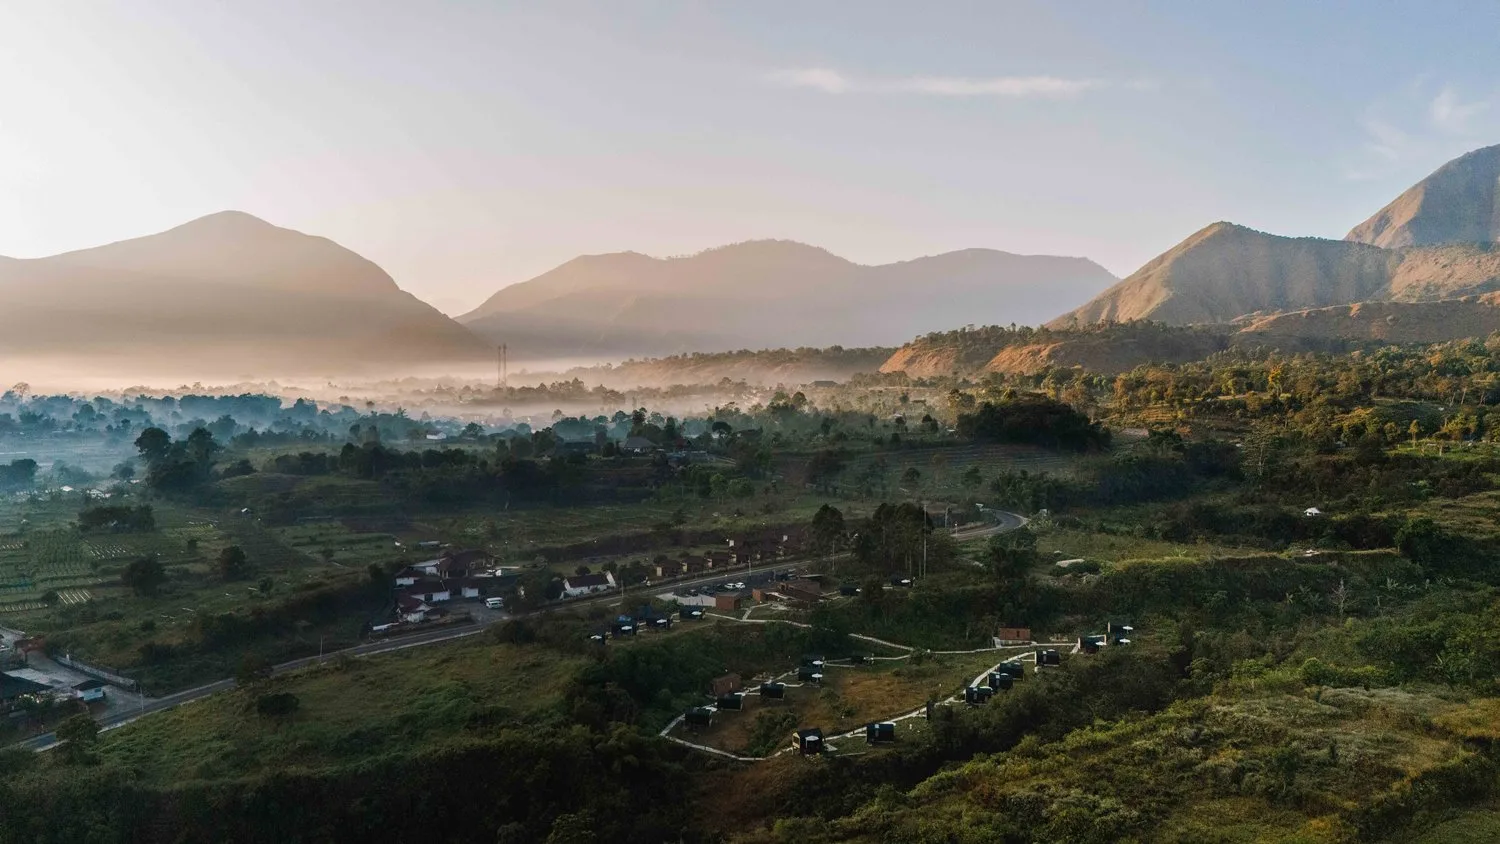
[461,240,1117,362]
[1051,144,1500,331]
[0,211,490,380]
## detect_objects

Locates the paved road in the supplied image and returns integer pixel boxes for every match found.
[14,509,1028,752]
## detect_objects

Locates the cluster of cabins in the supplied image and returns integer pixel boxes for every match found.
[588,605,705,642]
[391,548,518,624]
[682,655,898,756]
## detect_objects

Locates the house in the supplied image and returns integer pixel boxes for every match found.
[562,571,616,598]
[988,672,1014,691]
[710,673,742,697]
[716,693,744,711]
[759,682,786,700]
[796,727,824,755]
[396,595,432,623]
[439,548,494,578]
[796,666,823,684]
[73,679,108,702]
[964,685,994,705]
[0,671,50,705]
[393,567,425,587]
[714,591,746,612]
[404,578,452,603]
[779,580,824,605]
[621,436,658,455]
[1036,648,1062,668]
[1079,634,1107,655]
[410,558,444,576]
[865,722,896,744]
[681,556,708,576]
[996,661,1025,679]
[996,626,1032,645]
[655,558,685,579]
[447,578,485,600]
[685,707,715,728]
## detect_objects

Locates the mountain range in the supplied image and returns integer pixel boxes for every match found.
[457,241,1115,360]
[0,211,491,381]
[0,215,1116,382]
[1051,144,1500,333]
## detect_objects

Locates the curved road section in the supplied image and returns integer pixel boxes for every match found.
[13,509,1028,753]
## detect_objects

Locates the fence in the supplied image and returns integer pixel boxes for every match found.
[54,652,139,691]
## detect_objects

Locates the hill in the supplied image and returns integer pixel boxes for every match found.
[0,212,490,381]
[880,323,1230,377]
[1051,225,1500,330]
[1346,143,1500,248]
[1049,223,1400,327]
[459,241,1117,362]
[1052,144,1500,332]
[1234,295,1500,347]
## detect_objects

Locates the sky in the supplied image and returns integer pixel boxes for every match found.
[3,1,1500,315]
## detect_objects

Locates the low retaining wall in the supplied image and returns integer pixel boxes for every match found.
[54,653,139,692]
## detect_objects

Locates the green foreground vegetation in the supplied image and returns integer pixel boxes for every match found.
[8,335,1500,840]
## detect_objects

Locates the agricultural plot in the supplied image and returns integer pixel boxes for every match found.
[275,523,400,568]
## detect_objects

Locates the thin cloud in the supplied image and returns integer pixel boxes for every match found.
[1430,86,1487,134]
[766,67,850,95]
[767,67,1117,98]
[893,75,1099,97]
[1343,81,1499,181]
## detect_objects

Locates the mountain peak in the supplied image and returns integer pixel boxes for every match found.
[1346,143,1500,249]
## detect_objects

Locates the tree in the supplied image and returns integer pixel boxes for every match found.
[134,427,172,465]
[121,555,166,596]
[900,467,922,489]
[255,692,300,717]
[961,465,983,489]
[235,654,273,687]
[218,545,250,581]
[810,504,846,558]
[54,714,100,763]
[987,527,1038,580]
[462,422,485,440]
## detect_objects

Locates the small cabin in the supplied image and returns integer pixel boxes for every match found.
[716,693,744,711]
[996,661,1026,679]
[889,575,913,588]
[611,622,637,637]
[838,584,859,597]
[710,673,742,697]
[680,608,704,621]
[797,727,825,755]
[796,666,823,684]
[847,653,868,665]
[684,707,714,728]
[964,686,994,705]
[1037,648,1062,667]
[652,617,672,630]
[1079,634,1107,655]
[987,672,1014,691]
[865,722,896,744]
[800,654,825,668]
[759,682,786,700]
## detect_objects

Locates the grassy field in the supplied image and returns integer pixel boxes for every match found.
[96,636,586,783]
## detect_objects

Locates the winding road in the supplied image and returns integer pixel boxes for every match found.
[12,508,1028,753]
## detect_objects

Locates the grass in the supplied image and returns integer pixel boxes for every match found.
[96,636,585,784]
[1035,526,1262,566]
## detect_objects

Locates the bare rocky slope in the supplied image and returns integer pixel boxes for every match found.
[0,211,490,380]
[1051,145,1500,331]
[1346,143,1500,249]
[460,241,1117,362]
[1234,295,1500,346]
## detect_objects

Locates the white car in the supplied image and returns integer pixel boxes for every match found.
[484,597,504,609]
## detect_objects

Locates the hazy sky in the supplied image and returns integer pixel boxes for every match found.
[4,2,1500,315]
